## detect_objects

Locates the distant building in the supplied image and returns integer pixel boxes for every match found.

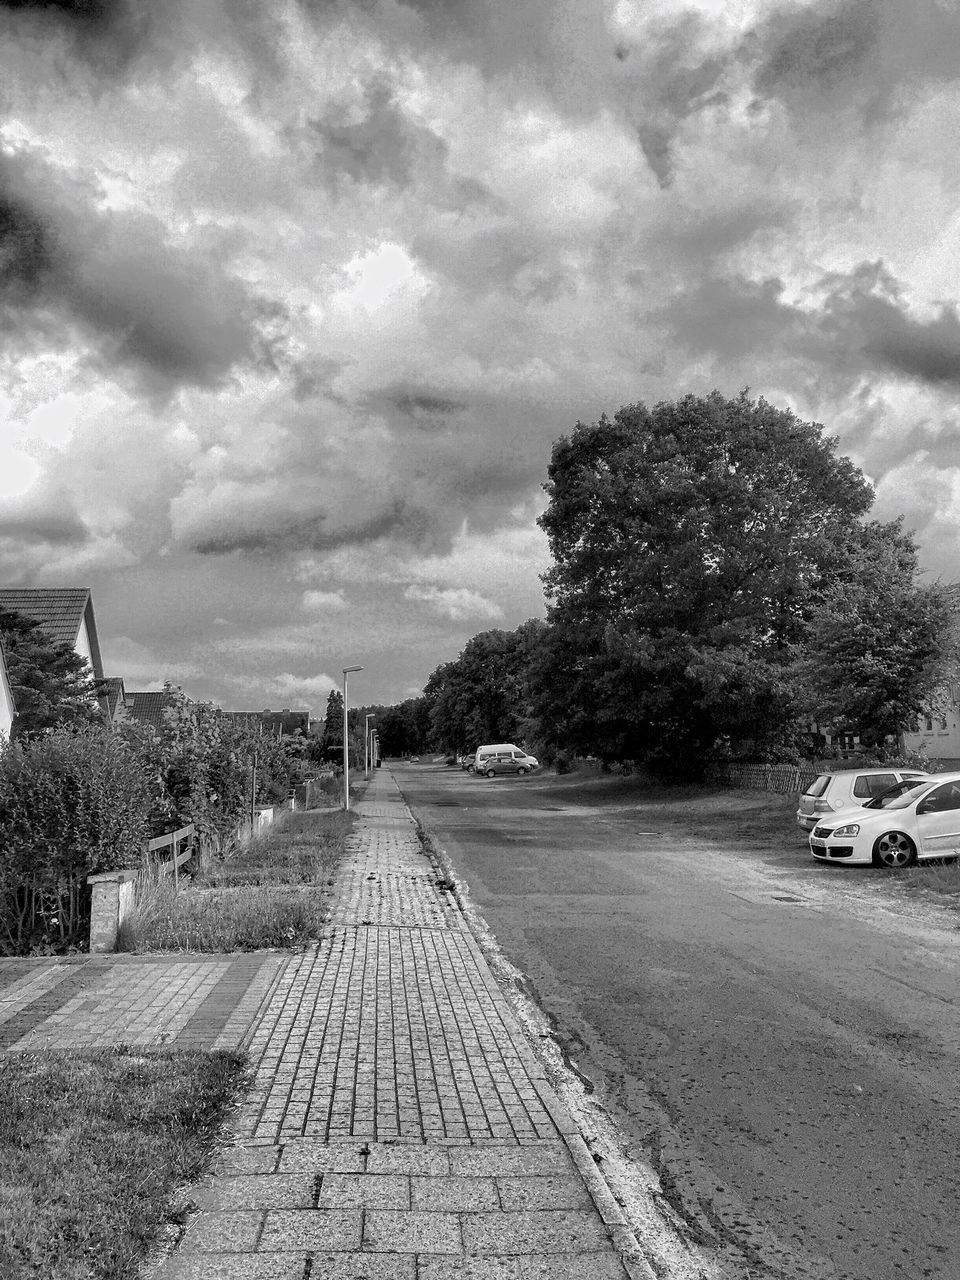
[0,587,105,680]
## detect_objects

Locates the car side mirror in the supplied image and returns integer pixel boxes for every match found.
[917,798,934,816]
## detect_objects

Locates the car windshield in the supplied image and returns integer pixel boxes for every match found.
[883,784,934,811]
[863,779,928,809]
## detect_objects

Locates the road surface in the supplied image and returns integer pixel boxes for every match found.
[394,761,960,1280]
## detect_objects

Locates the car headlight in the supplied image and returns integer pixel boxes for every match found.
[831,823,860,837]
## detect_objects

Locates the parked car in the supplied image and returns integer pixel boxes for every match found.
[809,773,960,868]
[796,768,929,831]
[475,743,534,773]
[460,753,476,771]
[480,750,539,777]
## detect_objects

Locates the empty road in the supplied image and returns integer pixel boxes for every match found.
[394,761,960,1280]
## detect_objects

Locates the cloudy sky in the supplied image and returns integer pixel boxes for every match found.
[2,0,959,712]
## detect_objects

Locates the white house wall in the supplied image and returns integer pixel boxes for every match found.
[0,656,14,740]
[75,616,94,673]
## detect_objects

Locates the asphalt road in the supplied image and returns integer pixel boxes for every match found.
[393,761,960,1280]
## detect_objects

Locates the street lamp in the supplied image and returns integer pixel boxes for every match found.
[342,665,363,811]
[364,714,375,778]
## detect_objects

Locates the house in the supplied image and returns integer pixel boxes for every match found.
[0,637,15,741]
[0,587,105,680]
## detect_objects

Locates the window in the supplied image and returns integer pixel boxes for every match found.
[925,716,934,731]
[919,782,960,814]
[853,773,896,798]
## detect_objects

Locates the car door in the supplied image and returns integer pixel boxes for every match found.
[915,782,960,855]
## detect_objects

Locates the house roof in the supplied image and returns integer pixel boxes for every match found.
[123,691,174,733]
[0,587,104,679]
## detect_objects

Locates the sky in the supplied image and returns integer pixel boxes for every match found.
[2,0,960,714]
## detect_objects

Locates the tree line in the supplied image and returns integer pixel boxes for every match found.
[378,391,958,776]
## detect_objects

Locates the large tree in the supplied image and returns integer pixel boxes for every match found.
[537,391,875,772]
[426,621,549,753]
[795,519,957,748]
[0,608,102,737]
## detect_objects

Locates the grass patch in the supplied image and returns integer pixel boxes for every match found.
[121,882,330,951]
[0,1046,247,1280]
[896,858,960,907]
[196,808,353,887]
[120,808,353,952]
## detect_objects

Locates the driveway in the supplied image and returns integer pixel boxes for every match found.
[395,762,960,1280]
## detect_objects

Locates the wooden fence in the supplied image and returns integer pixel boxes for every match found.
[88,822,197,953]
[705,762,821,795]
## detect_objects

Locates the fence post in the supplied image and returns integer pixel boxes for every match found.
[87,869,139,953]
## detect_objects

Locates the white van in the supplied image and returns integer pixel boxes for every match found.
[474,744,539,776]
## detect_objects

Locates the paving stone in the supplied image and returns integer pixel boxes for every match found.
[449,1144,576,1179]
[276,1140,366,1173]
[411,1175,500,1212]
[194,1175,315,1210]
[179,1211,264,1253]
[318,1173,411,1209]
[298,1256,417,1279]
[363,1209,463,1254]
[258,1208,362,1251]
[367,1145,452,1176]
[151,1253,307,1279]
[417,1255,629,1280]
[495,1175,594,1211]
[462,1210,613,1255]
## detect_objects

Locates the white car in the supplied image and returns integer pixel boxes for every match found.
[809,773,960,868]
[796,767,929,831]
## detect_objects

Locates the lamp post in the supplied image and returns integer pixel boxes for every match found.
[342,665,363,811]
[364,714,375,778]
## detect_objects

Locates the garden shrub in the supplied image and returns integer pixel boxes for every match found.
[0,726,152,953]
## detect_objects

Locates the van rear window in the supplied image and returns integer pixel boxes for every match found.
[807,774,831,798]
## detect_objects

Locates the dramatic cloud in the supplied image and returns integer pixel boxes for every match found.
[0,0,958,710]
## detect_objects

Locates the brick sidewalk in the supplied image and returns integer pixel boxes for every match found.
[150,769,650,1279]
[0,946,284,1053]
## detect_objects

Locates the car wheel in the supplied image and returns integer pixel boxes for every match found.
[872,830,917,869]
[485,768,496,778]
[517,766,528,775]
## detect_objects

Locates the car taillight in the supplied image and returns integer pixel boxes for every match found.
[813,799,831,811]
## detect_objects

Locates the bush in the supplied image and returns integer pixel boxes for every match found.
[0,726,152,954]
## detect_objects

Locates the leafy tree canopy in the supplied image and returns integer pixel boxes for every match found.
[795,519,958,747]
[426,621,549,753]
[536,390,877,772]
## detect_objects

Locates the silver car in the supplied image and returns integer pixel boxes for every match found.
[480,750,539,777]
[796,768,929,831]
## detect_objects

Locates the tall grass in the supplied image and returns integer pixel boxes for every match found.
[119,808,352,952]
